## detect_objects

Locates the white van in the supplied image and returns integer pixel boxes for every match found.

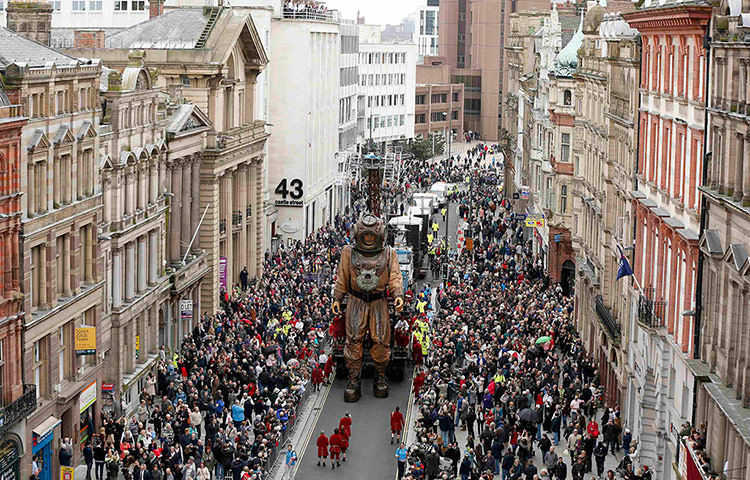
[412,192,439,213]
[430,182,455,207]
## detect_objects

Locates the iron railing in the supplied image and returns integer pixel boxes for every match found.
[282,7,340,22]
[219,220,226,235]
[0,384,37,434]
[595,295,621,343]
[246,205,252,220]
[638,287,667,328]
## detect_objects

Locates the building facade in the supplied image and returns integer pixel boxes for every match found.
[572,6,640,411]
[415,56,464,140]
[414,3,440,62]
[1,31,104,479]
[0,84,36,480]
[623,3,710,476]
[359,41,417,144]
[72,5,270,315]
[693,1,750,476]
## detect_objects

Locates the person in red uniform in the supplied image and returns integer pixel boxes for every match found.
[339,427,349,462]
[339,413,352,439]
[311,365,324,392]
[390,406,405,444]
[323,356,334,384]
[316,430,329,467]
[413,370,425,402]
[329,428,343,469]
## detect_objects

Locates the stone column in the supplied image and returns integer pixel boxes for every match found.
[28,163,35,215]
[237,164,248,273]
[137,235,147,293]
[41,162,48,213]
[139,163,147,210]
[191,155,201,253]
[255,162,264,277]
[62,234,71,296]
[248,165,257,278]
[125,241,135,301]
[70,228,80,293]
[150,159,158,205]
[221,171,234,286]
[112,247,122,309]
[149,231,158,285]
[39,242,48,309]
[11,227,19,291]
[85,225,94,283]
[169,161,182,265]
[181,159,192,257]
[743,134,750,207]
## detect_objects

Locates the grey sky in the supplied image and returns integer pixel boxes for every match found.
[323,0,421,27]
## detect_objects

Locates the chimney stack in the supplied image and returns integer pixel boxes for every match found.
[6,0,54,46]
[149,0,164,19]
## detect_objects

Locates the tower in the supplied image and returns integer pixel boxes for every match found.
[5,0,54,46]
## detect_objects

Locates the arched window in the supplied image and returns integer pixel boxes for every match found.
[563,89,572,106]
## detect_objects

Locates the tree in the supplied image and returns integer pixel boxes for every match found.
[406,134,445,163]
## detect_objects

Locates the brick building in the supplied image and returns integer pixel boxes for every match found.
[0,83,36,480]
[623,2,710,475]
[415,56,464,140]
[0,28,104,480]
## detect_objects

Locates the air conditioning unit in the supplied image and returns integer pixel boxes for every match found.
[53,383,62,393]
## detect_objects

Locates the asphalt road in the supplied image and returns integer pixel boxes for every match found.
[293,192,460,480]
[294,365,414,480]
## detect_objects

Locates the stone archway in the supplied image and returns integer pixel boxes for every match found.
[561,259,576,296]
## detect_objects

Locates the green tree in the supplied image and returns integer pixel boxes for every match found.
[406,134,445,162]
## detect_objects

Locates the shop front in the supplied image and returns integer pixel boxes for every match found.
[31,417,61,480]
[78,382,96,445]
[0,435,22,480]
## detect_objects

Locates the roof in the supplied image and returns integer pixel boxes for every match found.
[555,13,584,76]
[106,9,209,49]
[0,27,77,69]
[0,84,9,107]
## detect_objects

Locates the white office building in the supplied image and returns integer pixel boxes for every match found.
[358,39,417,144]
[413,2,439,62]
[0,0,152,47]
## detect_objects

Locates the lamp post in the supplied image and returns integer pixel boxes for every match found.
[442,111,453,279]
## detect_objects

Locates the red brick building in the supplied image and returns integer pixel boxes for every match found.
[0,85,27,400]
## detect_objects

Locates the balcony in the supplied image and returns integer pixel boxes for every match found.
[0,385,37,434]
[282,7,341,23]
[638,287,667,329]
[232,210,243,229]
[219,220,227,236]
[595,295,621,344]
[246,205,252,220]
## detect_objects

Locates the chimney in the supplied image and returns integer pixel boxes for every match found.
[6,0,54,46]
[74,30,105,48]
[149,0,163,19]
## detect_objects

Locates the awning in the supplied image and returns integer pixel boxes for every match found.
[33,415,62,438]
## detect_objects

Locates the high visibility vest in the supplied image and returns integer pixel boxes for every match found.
[441,208,447,216]
[427,233,434,244]
[432,223,439,232]
[417,301,427,313]
[421,335,429,354]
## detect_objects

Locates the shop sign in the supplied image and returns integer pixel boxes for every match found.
[79,381,97,414]
[135,335,140,361]
[102,383,115,409]
[180,300,193,321]
[554,233,562,243]
[0,439,19,480]
[60,466,74,480]
[521,186,530,200]
[524,214,546,228]
[219,257,227,290]
[74,327,96,356]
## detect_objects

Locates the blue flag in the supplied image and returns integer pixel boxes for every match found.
[616,246,634,281]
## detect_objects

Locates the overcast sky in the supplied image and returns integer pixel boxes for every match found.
[324,0,422,27]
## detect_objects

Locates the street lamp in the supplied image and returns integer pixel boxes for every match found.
[441,110,453,279]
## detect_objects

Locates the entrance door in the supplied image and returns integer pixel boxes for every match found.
[40,442,52,480]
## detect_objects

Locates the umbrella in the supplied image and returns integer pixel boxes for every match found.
[535,336,552,344]
[518,408,540,423]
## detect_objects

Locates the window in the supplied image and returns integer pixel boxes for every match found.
[387,116,393,127]
[452,110,458,120]
[416,95,426,105]
[400,114,405,126]
[89,0,102,9]
[49,0,60,10]
[0,2,4,11]
[180,75,190,86]
[33,339,44,399]
[72,0,85,10]
[452,92,459,102]
[561,133,571,162]
[416,114,426,124]
[431,93,447,104]
[430,112,445,122]
[131,0,145,10]
[114,0,127,10]
[58,326,67,383]
[560,185,568,213]
[563,90,572,106]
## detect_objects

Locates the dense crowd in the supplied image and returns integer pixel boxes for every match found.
[388,146,648,480]
[282,0,331,18]
[72,218,358,480]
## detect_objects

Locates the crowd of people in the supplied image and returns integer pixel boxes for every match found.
[282,0,331,19]
[384,145,649,480]
[313,413,353,470]
[69,215,363,480]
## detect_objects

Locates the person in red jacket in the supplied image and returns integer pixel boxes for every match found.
[316,431,329,467]
[339,413,352,439]
[323,356,334,384]
[390,406,405,444]
[339,427,349,462]
[329,428,343,469]
[413,371,425,401]
[311,365,324,392]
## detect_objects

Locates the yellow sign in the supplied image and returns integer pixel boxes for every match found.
[75,327,96,355]
[525,214,546,228]
[61,466,74,480]
[135,335,140,360]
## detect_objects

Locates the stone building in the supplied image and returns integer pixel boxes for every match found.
[623,1,710,475]
[572,5,639,410]
[0,83,36,480]
[69,6,270,314]
[4,0,53,46]
[415,56,465,140]
[0,29,104,479]
[98,56,210,413]
[693,1,750,475]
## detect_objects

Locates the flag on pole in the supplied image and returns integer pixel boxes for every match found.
[616,246,634,281]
